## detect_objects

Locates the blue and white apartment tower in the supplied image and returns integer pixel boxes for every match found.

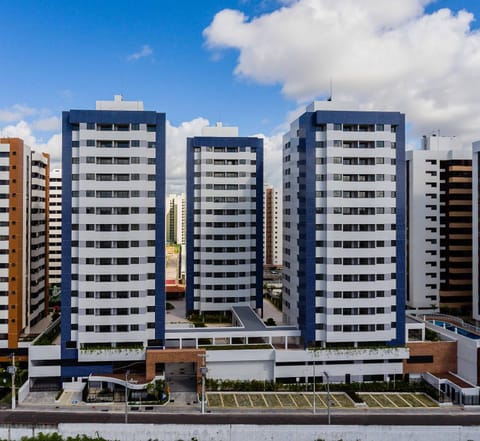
[61,96,165,377]
[186,123,263,314]
[282,102,406,348]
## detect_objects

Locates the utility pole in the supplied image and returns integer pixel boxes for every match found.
[124,370,130,424]
[7,354,16,410]
[198,353,207,414]
[312,353,316,415]
[324,371,331,425]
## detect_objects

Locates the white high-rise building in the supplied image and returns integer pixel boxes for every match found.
[186,124,263,313]
[166,193,186,245]
[28,151,50,328]
[407,135,472,312]
[282,102,405,347]
[61,96,166,376]
[263,184,282,266]
[48,168,62,291]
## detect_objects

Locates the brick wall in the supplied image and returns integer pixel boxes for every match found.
[404,341,457,374]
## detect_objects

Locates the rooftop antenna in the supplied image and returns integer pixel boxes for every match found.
[327,78,333,101]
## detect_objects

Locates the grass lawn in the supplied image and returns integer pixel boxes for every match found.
[401,393,427,407]
[413,393,438,407]
[292,394,311,408]
[250,393,267,407]
[373,394,396,407]
[207,393,222,407]
[277,393,296,407]
[264,394,282,408]
[236,394,252,407]
[387,394,411,407]
[222,394,237,407]
[332,393,355,408]
[359,394,382,407]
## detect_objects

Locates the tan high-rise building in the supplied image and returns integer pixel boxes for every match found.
[263,184,282,266]
[0,138,49,352]
[407,135,472,313]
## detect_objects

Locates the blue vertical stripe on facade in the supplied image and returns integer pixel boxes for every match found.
[255,138,264,310]
[185,138,195,313]
[297,112,317,347]
[155,112,166,345]
[60,112,75,362]
[393,114,406,345]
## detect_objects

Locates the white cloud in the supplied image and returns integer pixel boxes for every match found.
[166,117,210,194]
[0,104,37,122]
[0,116,211,189]
[32,116,61,132]
[127,45,153,61]
[0,121,61,168]
[253,131,283,189]
[204,0,480,144]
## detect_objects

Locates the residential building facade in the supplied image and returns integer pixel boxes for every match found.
[472,141,480,322]
[186,124,263,313]
[28,151,50,329]
[263,184,282,266]
[407,136,472,312]
[0,138,49,351]
[48,168,62,292]
[282,102,405,348]
[61,96,165,377]
[166,193,186,245]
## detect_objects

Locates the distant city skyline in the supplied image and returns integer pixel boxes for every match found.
[1,0,480,193]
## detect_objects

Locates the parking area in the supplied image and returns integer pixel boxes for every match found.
[206,392,438,409]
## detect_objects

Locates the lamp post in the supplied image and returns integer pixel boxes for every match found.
[198,353,207,414]
[312,353,316,415]
[7,353,16,410]
[323,371,330,425]
[124,370,130,424]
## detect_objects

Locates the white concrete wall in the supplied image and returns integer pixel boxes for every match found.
[0,424,476,441]
[17,380,30,403]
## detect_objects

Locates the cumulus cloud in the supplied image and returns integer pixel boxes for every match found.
[0,116,212,189]
[0,104,37,122]
[204,0,480,144]
[253,132,283,189]
[166,117,210,194]
[127,44,153,61]
[32,116,61,131]
[0,121,62,168]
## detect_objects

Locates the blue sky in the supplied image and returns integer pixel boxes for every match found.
[1,0,480,191]
[0,0,288,133]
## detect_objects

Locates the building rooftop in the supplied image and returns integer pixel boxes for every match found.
[96,95,144,111]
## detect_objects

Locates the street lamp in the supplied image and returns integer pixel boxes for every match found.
[7,353,16,410]
[312,353,316,415]
[323,371,331,425]
[197,353,208,414]
[124,370,130,424]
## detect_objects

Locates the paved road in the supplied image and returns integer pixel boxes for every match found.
[1,409,480,426]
